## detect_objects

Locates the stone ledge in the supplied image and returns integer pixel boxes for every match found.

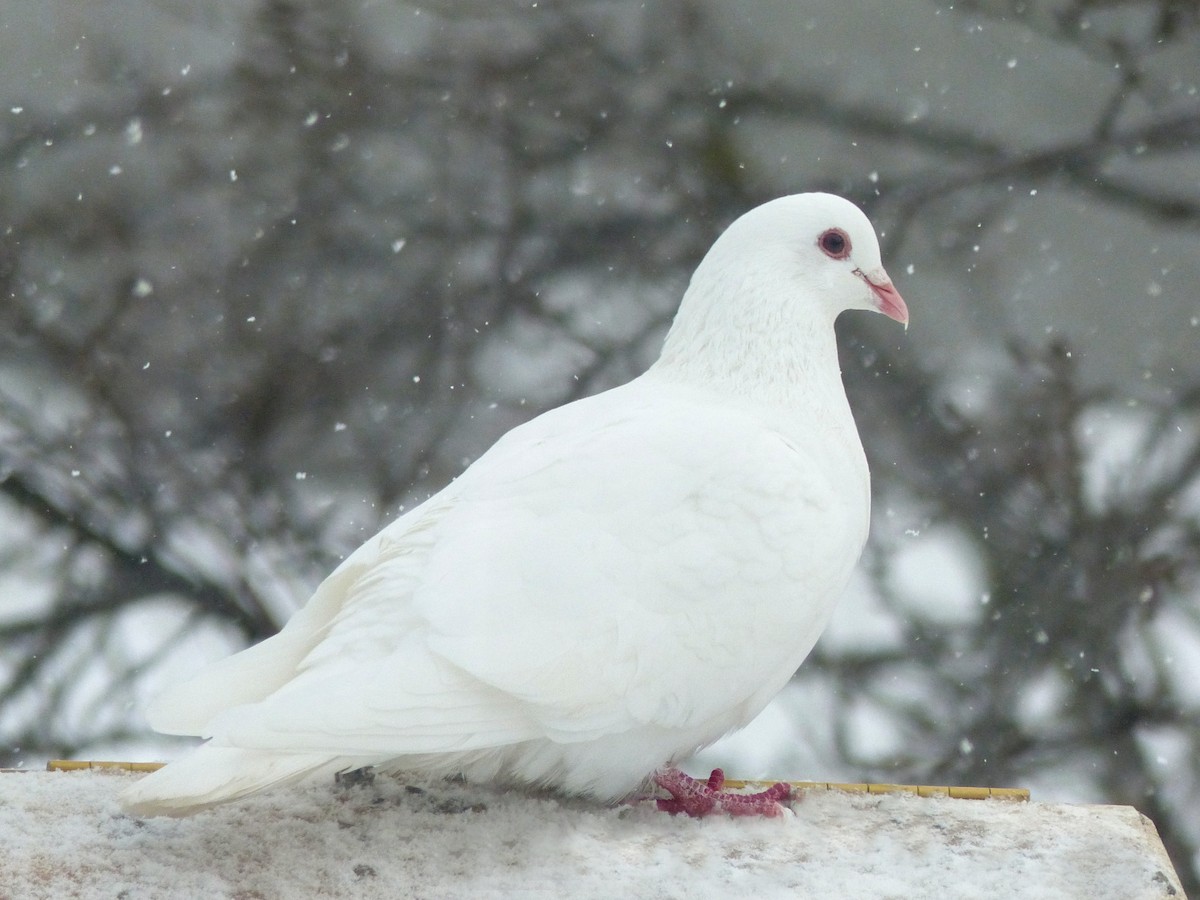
[0,769,1184,899]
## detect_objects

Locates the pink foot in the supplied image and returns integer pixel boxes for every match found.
[653,767,791,818]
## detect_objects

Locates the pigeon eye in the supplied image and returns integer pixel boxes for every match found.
[818,228,851,259]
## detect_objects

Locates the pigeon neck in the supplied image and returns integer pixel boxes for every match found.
[650,279,851,413]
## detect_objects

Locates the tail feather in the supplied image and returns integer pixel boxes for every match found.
[119,745,361,817]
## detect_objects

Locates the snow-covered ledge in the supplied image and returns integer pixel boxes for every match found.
[1,768,1183,899]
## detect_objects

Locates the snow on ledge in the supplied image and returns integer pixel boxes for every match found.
[0,769,1183,899]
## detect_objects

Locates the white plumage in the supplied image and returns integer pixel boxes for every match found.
[121,192,908,816]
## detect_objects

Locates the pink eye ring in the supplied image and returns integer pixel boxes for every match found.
[818,228,851,259]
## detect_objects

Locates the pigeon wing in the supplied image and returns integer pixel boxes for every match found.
[199,380,866,756]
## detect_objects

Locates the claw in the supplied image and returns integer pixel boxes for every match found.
[653,767,792,818]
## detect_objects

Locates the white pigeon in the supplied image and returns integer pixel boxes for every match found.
[121,192,908,818]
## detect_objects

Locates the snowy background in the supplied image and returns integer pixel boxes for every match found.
[1,0,1199,892]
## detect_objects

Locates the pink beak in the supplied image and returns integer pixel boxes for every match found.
[857,269,909,327]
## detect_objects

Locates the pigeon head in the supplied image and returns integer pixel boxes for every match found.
[802,193,908,327]
[656,192,908,386]
[698,192,907,327]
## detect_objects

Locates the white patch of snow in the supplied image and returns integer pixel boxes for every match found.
[0,770,1182,898]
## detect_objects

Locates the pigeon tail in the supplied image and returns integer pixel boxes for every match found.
[119,746,360,817]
